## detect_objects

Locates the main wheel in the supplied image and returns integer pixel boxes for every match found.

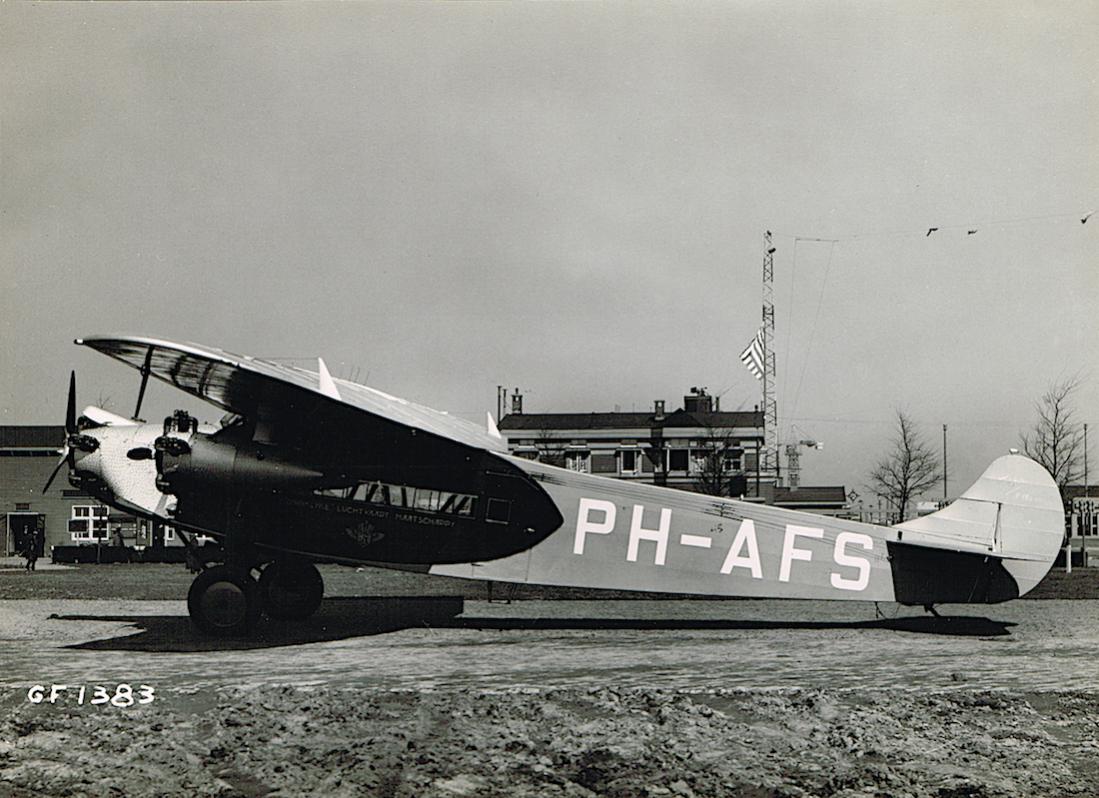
[257,559,324,621]
[187,565,259,636]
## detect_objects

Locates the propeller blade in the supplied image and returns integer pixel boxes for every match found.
[42,446,70,494]
[66,371,77,434]
[47,372,80,493]
[133,346,154,420]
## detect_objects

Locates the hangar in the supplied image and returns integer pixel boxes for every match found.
[0,425,180,557]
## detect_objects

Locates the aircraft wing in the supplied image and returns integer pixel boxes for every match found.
[75,335,506,454]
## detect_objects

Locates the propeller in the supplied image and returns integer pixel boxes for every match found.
[42,372,78,494]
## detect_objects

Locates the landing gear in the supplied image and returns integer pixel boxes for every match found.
[257,559,324,621]
[186,557,325,635]
[187,565,260,636]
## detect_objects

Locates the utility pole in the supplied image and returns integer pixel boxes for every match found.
[942,424,948,500]
[761,231,779,486]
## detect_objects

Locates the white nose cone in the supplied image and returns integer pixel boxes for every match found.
[78,424,167,517]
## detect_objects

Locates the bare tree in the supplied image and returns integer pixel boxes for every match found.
[1021,378,1085,494]
[867,410,941,522]
[692,426,745,497]
[533,427,567,468]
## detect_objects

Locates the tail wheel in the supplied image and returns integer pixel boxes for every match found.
[187,565,259,636]
[258,559,324,621]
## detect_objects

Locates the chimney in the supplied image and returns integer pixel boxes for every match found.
[654,400,665,421]
[511,390,523,414]
[684,387,712,414]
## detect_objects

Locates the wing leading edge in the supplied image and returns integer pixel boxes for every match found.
[75,335,506,454]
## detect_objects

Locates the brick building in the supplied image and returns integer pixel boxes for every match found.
[0,425,180,556]
[498,389,849,515]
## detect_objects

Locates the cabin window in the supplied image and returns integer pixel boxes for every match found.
[486,498,511,524]
[315,481,477,518]
[413,489,440,512]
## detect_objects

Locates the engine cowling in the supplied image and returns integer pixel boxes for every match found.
[156,433,324,495]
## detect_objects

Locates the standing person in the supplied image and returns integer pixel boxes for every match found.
[23,528,39,572]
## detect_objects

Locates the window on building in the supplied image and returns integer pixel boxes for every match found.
[669,450,689,472]
[565,451,590,473]
[69,505,108,541]
[620,450,638,474]
[15,502,30,511]
[722,453,742,472]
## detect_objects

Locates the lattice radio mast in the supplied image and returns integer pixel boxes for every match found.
[761,231,779,482]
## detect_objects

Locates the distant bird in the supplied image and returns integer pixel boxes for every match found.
[1082,212,1094,225]
[967,229,978,235]
[926,227,939,237]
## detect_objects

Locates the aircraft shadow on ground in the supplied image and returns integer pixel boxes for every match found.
[58,597,466,652]
[453,614,1016,637]
[54,597,1015,652]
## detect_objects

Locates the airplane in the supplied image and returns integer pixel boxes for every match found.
[44,335,1065,636]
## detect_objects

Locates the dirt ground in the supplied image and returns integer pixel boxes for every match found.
[3,685,1099,797]
[3,565,1099,797]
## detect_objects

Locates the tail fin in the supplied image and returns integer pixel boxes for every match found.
[895,455,1064,597]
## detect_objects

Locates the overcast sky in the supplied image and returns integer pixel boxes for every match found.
[1,2,1095,498]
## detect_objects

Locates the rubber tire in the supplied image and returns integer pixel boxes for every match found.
[257,559,324,621]
[187,565,259,636]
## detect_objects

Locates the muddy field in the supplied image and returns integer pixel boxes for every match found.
[2,564,1099,796]
[4,685,1099,798]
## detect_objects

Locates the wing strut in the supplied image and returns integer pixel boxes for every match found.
[132,346,155,420]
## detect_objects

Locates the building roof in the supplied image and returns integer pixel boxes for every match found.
[1064,485,1099,502]
[772,486,848,506]
[499,409,763,432]
[0,425,64,449]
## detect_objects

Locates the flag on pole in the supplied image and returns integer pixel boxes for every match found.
[740,328,765,381]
